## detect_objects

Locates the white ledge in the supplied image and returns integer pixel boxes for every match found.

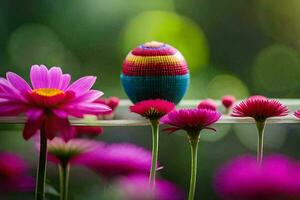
[0,99,299,126]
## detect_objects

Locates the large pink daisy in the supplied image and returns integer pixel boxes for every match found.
[0,65,111,140]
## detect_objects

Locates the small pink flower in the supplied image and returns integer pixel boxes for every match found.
[40,137,102,164]
[72,126,103,138]
[130,99,175,120]
[0,65,111,140]
[78,143,154,179]
[231,96,288,120]
[95,96,120,119]
[294,110,300,119]
[160,108,221,133]
[111,175,185,200]
[221,95,236,109]
[0,152,35,193]
[197,99,217,111]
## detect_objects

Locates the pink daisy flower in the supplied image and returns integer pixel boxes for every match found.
[214,155,300,200]
[197,99,217,111]
[78,143,154,179]
[0,152,35,193]
[130,99,175,120]
[110,175,185,200]
[161,108,221,134]
[0,65,111,140]
[231,96,288,120]
[221,95,236,109]
[231,95,288,165]
[160,108,221,200]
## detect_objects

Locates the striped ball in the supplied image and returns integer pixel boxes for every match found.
[121,41,190,104]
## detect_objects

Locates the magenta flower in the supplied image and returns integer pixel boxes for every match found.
[130,99,175,120]
[130,99,175,187]
[0,152,34,193]
[197,99,217,111]
[231,95,288,165]
[95,96,120,119]
[110,175,185,200]
[231,96,288,120]
[221,95,236,114]
[161,108,221,133]
[78,143,154,179]
[214,155,300,200]
[161,108,221,200]
[0,65,110,140]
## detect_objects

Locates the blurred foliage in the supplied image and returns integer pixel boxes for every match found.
[1,0,300,199]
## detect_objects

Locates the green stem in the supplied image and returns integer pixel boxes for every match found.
[256,120,266,166]
[188,136,199,200]
[149,119,159,188]
[35,125,47,200]
[59,163,70,200]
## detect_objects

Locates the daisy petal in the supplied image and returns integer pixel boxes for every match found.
[30,65,49,89]
[48,67,63,89]
[67,76,96,96]
[6,72,31,92]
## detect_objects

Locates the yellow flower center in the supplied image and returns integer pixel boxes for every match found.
[32,88,64,97]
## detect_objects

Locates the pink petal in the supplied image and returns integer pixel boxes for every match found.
[52,109,68,118]
[72,90,103,103]
[6,72,31,92]
[23,109,45,140]
[0,78,22,100]
[67,76,96,96]
[48,67,63,89]
[44,114,70,140]
[60,74,71,91]
[30,65,49,89]
[0,102,27,116]
[75,103,111,115]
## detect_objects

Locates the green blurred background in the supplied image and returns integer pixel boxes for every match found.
[1,0,300,199]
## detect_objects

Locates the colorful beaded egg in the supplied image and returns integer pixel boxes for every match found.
[121,41,190,104]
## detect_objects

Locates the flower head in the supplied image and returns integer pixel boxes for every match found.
[214,155,300,200]
[0,152,35,193]
[42,137,102,165]
[0,65,111,140]
[130,99,175,120]
[78,143,154,179]
[231,96,288,121]
[221,95,236,109]
[108,175,185,200]
[197,99,217,111]
[160,108,221,134]
[294,110,300,119]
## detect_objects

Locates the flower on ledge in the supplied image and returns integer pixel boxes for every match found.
[130,99,175,187]
[0,65,111,140]
[160,108,221,200]
[231,95,288,165]
[197,99,217,111]
[78,143,154,179]
[95,96,120,120]
[130,99,175,120]
[0,152,35,193]
[221,95,236,114]
[214,155,300,200]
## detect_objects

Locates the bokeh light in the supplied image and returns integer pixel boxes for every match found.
[258,0,300,48]
[234,124,286,151]
[121,10,209,72]
[252,44,300,96]
[7,24,80,74]
[206,74,249,99]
